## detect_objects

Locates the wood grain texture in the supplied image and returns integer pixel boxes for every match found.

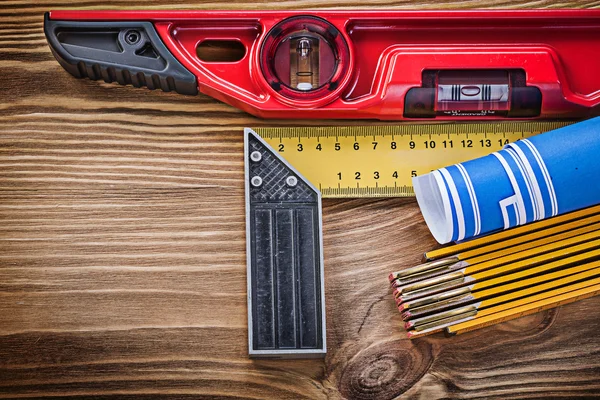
[1,1,600,399]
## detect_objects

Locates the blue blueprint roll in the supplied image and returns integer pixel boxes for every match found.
[413,117,600,244]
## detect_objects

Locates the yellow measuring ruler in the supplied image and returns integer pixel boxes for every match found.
[253,121,572,198]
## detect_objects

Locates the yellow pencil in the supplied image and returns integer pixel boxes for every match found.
[395,233,600,298]
[404,263,600,326]
[399,249,600,310]
[425,204,600,261]
[389,218,600,286]
[447,283,600,336]
[406,277,600,339]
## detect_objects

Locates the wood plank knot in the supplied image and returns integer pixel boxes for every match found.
[338,339,433,399]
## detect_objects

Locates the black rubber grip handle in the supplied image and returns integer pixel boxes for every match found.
[44,13,198,95]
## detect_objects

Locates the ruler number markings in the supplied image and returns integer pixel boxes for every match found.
[275,131,514,192]
[259,122,571,198]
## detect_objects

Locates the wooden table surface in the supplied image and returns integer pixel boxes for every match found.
[2,1,600,399]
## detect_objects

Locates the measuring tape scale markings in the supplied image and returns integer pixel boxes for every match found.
[254,122,572,198]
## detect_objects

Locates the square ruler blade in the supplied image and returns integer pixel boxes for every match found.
[244,128,326,358]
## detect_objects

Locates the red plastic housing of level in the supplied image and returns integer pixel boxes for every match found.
[48,10,600,120]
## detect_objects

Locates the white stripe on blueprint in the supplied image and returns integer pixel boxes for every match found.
[492,152,526,226]
[439,167,466,241]
[499,196,519,229]
[456,163,481,236]
[504,147,540,221]
[521,139,558,216]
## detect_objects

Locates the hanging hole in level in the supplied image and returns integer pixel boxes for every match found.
[196,40,246,62]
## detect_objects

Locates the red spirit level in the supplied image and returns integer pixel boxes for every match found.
[45,10,600,120]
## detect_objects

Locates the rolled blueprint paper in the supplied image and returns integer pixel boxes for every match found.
[413,117,600,244]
